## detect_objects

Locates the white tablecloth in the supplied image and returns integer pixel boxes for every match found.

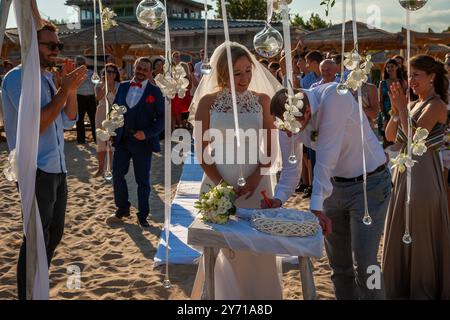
[208,216,323,258]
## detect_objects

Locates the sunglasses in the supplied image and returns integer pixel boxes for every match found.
[106,69,116,74]
[39,42,64,51]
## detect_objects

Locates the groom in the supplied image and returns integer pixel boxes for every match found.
[264,83,392,300]
[108,57,165,228]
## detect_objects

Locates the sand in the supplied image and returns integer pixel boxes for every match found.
[0,131,384,300]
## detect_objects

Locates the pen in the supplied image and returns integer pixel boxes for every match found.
[261,190,272,208]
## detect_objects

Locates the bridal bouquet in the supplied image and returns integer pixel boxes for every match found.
[194,182,237,224]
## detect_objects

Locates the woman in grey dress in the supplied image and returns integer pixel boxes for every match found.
[383,55,450,299]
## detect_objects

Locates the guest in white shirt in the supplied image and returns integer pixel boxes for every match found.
[194,49,205,83]
[264,84,392,300]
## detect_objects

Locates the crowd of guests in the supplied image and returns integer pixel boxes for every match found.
[0,20,449,299]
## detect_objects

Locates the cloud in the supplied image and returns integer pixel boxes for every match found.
[291,0,450,32]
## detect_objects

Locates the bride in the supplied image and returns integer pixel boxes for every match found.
[190,42,283,299]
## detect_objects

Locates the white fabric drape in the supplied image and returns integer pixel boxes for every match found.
[14,0,49,300]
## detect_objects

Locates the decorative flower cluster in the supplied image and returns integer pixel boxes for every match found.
[390,127,429,173]
[273,0,293,12]
[194,182,237,225]
[342,50,374,91]
[101,7,118,31]
[154,64,189,99]
[96,104,127,142]
[3,149,17,182]
[274,91,305,134]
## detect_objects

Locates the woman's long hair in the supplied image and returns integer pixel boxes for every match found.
[410,54,449,104]
[383,59,404,81]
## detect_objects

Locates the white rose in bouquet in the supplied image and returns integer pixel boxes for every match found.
[194,182,237,224]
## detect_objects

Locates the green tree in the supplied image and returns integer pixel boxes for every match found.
[47,18,66,25]
[291,13,331,31]
[444,26,450,32]
[215,0,267,20]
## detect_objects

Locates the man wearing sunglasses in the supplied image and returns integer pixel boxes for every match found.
[1,23,87,300]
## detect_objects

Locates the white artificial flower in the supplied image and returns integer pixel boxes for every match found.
[273,0,293,12]
[102,7,118,31]
[347,68,368,91]
[96,128,111,142]
[343,51,361,71]
[361,55,374,75]
[3,149,18,182]
[294,92,304,100]
[391,152,417,173]
[274,117,286,130]
[412,142,427,156]
[405,157,417,168]
[155,64,189,99]
[155,74,177,99]
[413,127,429,143]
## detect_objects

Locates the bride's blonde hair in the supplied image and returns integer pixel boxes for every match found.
[216,46,254,89]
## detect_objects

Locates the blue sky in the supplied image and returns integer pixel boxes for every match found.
[6,0,450,33]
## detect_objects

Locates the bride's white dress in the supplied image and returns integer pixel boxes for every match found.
[199,89,283,300]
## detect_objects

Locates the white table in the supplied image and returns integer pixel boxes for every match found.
[187,217,320,300]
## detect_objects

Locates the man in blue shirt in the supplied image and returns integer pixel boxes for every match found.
[1,23,86,300]
[301,51,323,90]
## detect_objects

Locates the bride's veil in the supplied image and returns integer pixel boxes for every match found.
[189,41,283,123]
[188,41,284,175]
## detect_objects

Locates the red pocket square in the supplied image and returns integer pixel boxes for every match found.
[146,95,155,103]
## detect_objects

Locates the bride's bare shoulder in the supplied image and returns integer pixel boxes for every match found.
[198,91,221,108]
[195,91,221,118]
[251,91,271,104]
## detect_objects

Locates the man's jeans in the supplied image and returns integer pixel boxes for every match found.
[17,169,67,300]
[323,167,391,300]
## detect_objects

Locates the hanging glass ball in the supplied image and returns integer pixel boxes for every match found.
[136,0,166,30]
[288,154,297,164]
[163,279,171,289]
[200,62,212,75]
[104,170,113,182]
[253,25,283,58]
[91,72,101,85]
[402,232,412,244]
[363,215,372,226]
[237,177,246,187]
[336,83,349,95]
[398,0,427,11]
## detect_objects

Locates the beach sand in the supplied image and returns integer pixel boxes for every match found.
[0,131,383,300]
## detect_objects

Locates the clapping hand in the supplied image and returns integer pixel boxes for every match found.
[388,81,408,115]
[61,59,87,94]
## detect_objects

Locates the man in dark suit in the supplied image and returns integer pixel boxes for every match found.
[108,57,165,228]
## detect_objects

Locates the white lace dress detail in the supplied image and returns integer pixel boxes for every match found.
[211,89,262,113]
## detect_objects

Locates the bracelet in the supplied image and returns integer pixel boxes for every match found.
[392,115,399,122]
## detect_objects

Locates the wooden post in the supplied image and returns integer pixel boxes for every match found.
[107,44,130,68]
[298,256,317,300]
[204,247,216,300]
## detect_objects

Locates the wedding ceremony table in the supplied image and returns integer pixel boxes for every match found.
[187,215,323,300]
